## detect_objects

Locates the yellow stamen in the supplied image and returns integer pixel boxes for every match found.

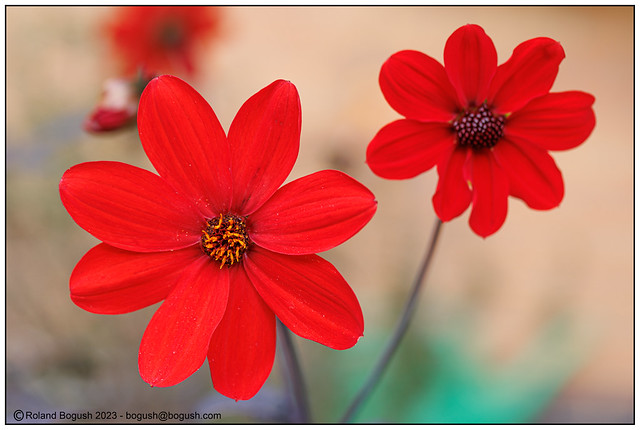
[200,214,250,268]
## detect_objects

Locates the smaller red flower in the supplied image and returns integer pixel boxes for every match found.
[105,6,221,77]
[367,24,596,237]
[61,75,377,401]
[84,77,140,133]
[85,7,220,133]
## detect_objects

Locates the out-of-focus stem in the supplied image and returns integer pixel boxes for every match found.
[277,319,311,423]
[340,218,443,423]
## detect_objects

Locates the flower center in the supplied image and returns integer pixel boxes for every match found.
[201,214,250,268]
[453,104,505,150]
[158,21,185,49]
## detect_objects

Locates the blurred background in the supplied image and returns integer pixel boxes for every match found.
[6,5,633,424]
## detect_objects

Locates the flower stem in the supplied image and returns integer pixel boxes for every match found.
[277,319,311,423]
[340,218,443,423]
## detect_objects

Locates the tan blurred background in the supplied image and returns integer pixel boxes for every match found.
[6,6,633,423]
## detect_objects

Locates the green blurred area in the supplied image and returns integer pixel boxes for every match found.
[332,310,586,423]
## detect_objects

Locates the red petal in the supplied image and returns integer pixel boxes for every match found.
[208,266,276,401]
[488,37,565,114]
[366,119,455,179]
[432,146,472,221]
[249,170,377,255]
[70,243,202,314]
[444,24,497,107]
[138,75,233,217]
[228,80,301,215]
[494,137,564,210]
[467,151,510,237]
[244,247,364,350]
[138,257,230,387]
[59,161,204,252]
[84,107,136,133]
[505,91,596,151]
[380,50,460,122]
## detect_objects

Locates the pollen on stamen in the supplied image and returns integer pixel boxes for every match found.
[201,214,250,268]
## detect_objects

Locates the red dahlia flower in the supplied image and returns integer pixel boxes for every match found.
[105,6,221,76]
[85,6,219,133]
[60,75,377,400]
[84,77,140,132]
[367,24,595,237]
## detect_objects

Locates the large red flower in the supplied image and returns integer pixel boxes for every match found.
[105,6,221,76]
[60,75,377,400]
[367,24,595,237]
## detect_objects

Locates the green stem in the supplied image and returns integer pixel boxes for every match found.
[340,218,443,423]
[277,319,311,423]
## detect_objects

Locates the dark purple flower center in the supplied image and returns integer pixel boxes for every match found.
[201,214,250,268]
[158,20,185,49]
[453,104,505,150]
